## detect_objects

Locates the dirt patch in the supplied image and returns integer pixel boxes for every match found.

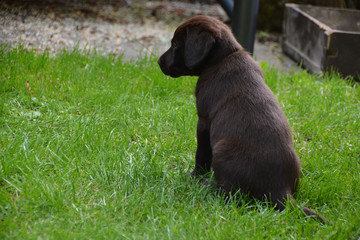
[0,1,227,59]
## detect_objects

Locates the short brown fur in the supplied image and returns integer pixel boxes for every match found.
[158,15,330,224]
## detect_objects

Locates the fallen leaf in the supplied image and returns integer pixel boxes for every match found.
[26,81,31,91]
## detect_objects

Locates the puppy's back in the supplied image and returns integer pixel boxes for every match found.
[197,50,300,197]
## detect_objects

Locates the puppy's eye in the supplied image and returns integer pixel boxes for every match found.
[171,41,177,49]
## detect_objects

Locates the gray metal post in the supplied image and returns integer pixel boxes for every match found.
[231,0,259,55]
[217,0,234,18]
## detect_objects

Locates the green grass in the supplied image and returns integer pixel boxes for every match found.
[1,45,359,239]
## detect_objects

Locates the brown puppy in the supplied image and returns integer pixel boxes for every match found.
[158,15,329,224]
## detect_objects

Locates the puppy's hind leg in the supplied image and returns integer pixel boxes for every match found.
[211,138,254,194]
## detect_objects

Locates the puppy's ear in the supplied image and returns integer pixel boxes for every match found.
[184,27,215,70]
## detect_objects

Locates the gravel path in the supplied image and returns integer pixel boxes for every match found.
[0,1,295,69]
[0,1,228,60]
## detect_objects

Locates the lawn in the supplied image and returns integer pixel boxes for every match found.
[1,45,360,239]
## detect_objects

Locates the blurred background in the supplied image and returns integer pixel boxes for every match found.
[1,0,359,71]
[1,0,359,32]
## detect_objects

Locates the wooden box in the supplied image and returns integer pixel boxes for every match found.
[282,4,360,79]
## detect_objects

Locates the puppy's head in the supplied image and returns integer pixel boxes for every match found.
[158,15,242,78]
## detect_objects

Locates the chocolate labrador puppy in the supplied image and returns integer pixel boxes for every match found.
[158,15,329,224]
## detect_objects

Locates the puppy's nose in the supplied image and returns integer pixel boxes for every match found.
[158,56,163,66]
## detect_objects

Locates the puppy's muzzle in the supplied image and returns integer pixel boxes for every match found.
[158,56,168,74]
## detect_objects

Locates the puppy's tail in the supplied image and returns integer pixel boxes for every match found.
[301,206,332,225]
[275,195,332,225]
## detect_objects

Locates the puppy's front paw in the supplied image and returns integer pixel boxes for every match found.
[200,178,217,186]
[189,170,199,178]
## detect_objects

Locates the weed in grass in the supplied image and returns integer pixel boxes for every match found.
[0,45,360,239]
